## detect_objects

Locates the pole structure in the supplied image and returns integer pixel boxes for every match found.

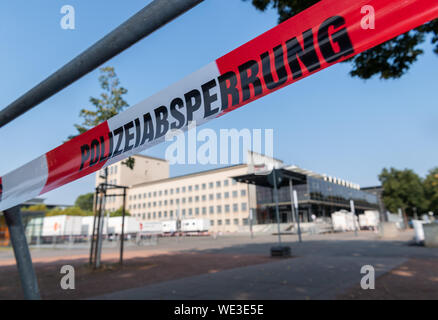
[0,0,204,128]
[4,206,40,300]
[289,179,302,243]
[292,189,302,243]
[120,188,126,265]
[272,169,282,246]
[350,199,358,237]
[89,187,100,266]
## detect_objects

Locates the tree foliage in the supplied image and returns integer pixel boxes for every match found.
[110,207,131,217]
[378,168,427,216]
[244,0,438,79]
[424,167,438,214]
[45,206,94,217]
[69,66,135,170]
[23,204,48,212]
[74,193,94,211]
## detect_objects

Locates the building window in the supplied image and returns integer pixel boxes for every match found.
[170,189,174,195]
[216,181,221,187]
[216,193,221,200]
[188,185,192,192]
[195,208,200,215]
[164,211,167,217]
[225,205,230,213]
[232,179,237,185]
[232,191,238,198]
[195,185,199,191]
[224,192,229,199]
[158,211,162,218]
[202,207,207,215]
[210,220,215,226]
[209,206,214,214]
[153,191,157,197]
[170,210,173,218]
[217,219,222,226]
[241,189,246,197]
[224,179,229,186]
[182,209,186,216]
[241,203,247,211]
[209,194,214,200]
[217,205,222,213]
[202,183,206,190]
[189,197,193,203]
[182,186,186,193]
[153,212,156,218]
[195,196,199,202]
[242,218,249,225]
[202,195,206,201]
[176,188,180,194]
[147,213,151,219]
[233,204,238,212]
[209,182,214,189]
[189,208,193,216]
[225,219,230,225]
[234,218,239,225]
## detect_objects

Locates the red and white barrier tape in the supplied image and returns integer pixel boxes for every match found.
[1,0,437,211]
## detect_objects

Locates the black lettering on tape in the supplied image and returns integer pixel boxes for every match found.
[154,106,169,139]
[318,16,354,63]
[238,60,263,102]
[218,71,240,111]
[79,144,90,171]
[202,79,219,118]
[286,29,320,79]
[261,44,288,90]
[184,89,202,124]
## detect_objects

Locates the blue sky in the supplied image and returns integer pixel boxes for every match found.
[0,0,437,205]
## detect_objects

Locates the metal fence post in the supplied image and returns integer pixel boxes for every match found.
[4,206,41,300]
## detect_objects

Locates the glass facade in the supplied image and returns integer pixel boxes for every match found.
[255,175,378,224]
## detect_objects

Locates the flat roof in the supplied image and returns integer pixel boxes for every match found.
[133,153,168,163]
[131,164,248,188]
[232,168,307,188]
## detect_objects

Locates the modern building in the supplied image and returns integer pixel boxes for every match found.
[95,154,169,213]
[95,152,379,233]
[236,166,379,225]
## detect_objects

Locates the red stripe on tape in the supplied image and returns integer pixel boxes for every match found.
[215,0,438,114]
[41,121,111,194]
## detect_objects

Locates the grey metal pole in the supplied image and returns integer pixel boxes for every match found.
[120,188,126,265]
[0,0,204,128]
[292,189,302,243]
[4,206,41,300]
[272,169,282,246]
[350,199,358,237]
[289,179,302,243]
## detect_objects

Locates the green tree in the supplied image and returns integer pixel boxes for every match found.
[75,193,94,211]
[46,206,93,217]
[378,168,427,216]
[424,167,438,214]
[109,207,131,217]
[69,66,135,170]
[23,204,48,212]
[243,0,438,79]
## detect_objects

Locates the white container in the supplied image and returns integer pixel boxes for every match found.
[80,216,109,236]
[141,221,163,234]
[161,220,177,233]
[42,215,83,237]
[108,217,141,235]
[181,218,210,232]
[412,220,427,244]
[331,210,357,232]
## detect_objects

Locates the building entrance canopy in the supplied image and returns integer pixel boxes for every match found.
[232,169,306,188]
